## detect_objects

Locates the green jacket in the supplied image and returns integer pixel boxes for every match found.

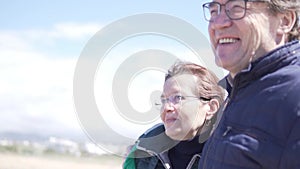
[123,124,202,169]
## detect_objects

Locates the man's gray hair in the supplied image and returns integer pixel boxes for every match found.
[268,0,300,41]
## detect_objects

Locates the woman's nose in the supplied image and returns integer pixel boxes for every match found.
[162,102,175,113]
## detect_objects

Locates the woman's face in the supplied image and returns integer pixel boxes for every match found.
[160,74,211,140]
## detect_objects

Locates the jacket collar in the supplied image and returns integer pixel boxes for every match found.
[136,124,179,154]
[220,40,300,94]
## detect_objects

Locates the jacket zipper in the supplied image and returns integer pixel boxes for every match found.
[222,126,232,137]
[186,154,201,169]
[136,143,171,169]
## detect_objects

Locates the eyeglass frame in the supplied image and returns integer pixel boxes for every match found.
[202,0,269,22]
[155,94,211,107]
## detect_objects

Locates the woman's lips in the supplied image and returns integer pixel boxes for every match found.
[164,116,178,125]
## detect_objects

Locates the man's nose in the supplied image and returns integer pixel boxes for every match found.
[210,9,232,29]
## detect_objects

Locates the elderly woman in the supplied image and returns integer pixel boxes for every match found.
[123,61,225,169]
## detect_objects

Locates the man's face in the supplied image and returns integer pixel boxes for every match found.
[208,0,282,76]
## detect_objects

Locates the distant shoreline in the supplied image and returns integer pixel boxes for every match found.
[0,152,123,169]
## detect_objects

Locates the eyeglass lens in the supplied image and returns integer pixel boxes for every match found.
[203,0,246,22]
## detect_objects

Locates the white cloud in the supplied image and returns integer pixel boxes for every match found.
[0,23,102,55]
[0,55,78,134]
[0,23,102,139]
[51,23,101,39]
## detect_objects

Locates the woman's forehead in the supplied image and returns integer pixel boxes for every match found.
[163,74,199,92]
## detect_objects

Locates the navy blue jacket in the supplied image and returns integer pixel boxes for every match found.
[199,41,300,169]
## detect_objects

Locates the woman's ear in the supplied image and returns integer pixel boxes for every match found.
[205,99,219,120]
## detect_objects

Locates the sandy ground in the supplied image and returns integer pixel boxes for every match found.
[0,152,123,169]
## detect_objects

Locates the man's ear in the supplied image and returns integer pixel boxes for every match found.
[277,10,297,35]
[205,99,219,120]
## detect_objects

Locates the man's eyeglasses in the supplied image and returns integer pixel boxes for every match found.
[202,0,268,22]
[155,94,211,108]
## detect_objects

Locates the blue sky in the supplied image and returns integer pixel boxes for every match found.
[1,1,208,29]
[0,0,223,144]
